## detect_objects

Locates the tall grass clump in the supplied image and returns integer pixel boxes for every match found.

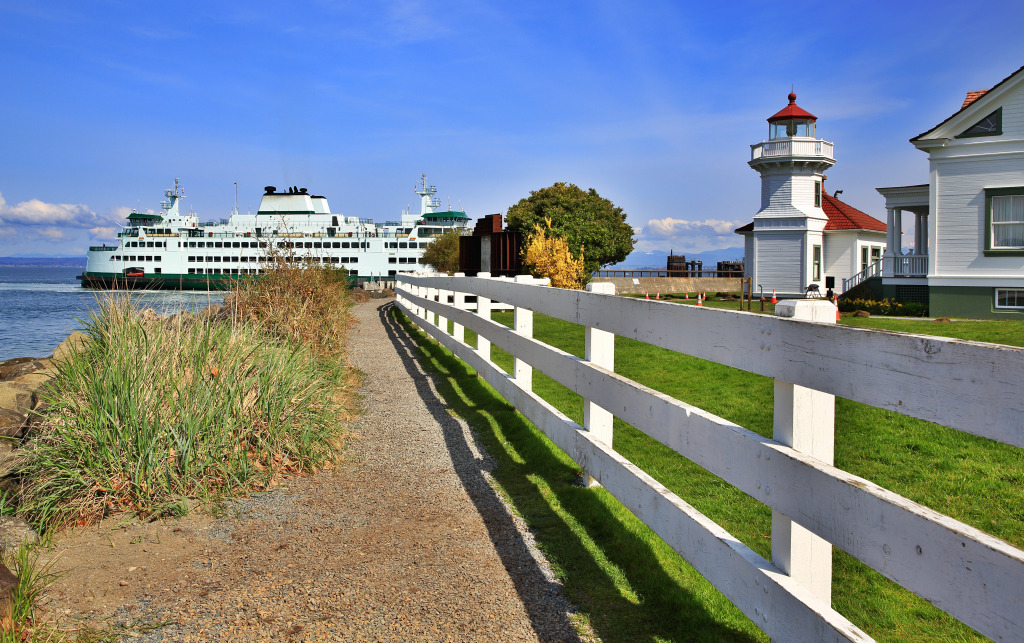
[17,292,348,533]
[231,259,354,361]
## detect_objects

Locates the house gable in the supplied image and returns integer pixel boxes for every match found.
[912,65,1024,147]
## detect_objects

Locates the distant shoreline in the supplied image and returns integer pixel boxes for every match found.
[0,257,86,268]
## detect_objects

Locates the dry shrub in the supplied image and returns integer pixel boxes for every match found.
[522,219,586,290]
[231,259,354,361]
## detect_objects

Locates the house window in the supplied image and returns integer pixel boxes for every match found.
[986,188,1024,254]
[812,245,822,281]
[957,108,1002,138]
[814,181,822,208]
[861,247,870,272]
[995,289,1024,309]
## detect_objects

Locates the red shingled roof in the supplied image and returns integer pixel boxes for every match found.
[961,90,989,109]
[734,194,886,234]
[822,193,886,231]
[768,92,818,123]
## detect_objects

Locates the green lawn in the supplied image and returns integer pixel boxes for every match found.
[397,302,1023,642]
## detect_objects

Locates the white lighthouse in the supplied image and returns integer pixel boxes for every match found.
[744,93,835,297]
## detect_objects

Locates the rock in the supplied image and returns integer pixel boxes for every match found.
[0,411,25,440]
[199,304,224,320]
[934,317,952,323]
[0,358,40,382]
[51,331,88,362]
[0,517,38,552]
[853,310,871,318]
[140,308,159,324]
[0,560,15,627]
[11,372,52,395]
[0,383,33,416]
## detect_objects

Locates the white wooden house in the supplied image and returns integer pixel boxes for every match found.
[866,64,1024,318]
[735,93,887,298]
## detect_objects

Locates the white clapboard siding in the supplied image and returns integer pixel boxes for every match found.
[395,275,1024,642]
[396,295,871,642]
[406,275,1024,449]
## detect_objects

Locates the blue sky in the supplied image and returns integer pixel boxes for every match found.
[2,1,1023,259]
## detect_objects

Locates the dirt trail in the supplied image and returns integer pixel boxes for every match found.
[43,299,587,642]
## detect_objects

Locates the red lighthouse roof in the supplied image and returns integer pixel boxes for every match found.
[768,92,818,123]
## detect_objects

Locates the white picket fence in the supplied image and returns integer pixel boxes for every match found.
[394,272,1024,642]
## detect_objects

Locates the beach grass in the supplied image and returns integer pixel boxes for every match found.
[16,262,355,534]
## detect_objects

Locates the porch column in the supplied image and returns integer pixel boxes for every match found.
[894,208,903,255]
[883,208,896,277]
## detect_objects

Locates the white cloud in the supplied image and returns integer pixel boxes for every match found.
[0,192,97,227]
[644,217,744,238]
[635,217,746,254]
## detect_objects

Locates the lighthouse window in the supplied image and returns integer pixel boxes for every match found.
[812,245,822,281]
[814,181,822,208]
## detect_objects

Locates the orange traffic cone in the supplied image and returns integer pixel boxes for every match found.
[771,289,777,304]
[685,292,689,300]
[645,291,649,300]
[656,292,660,300]
[696,292,703,307]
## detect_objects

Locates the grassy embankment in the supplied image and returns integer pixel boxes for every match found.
[396,300,1023,643]
[5,262,356,640]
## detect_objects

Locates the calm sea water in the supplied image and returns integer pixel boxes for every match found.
[0,266,225,361]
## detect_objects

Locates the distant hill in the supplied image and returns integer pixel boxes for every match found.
[0,256,86,268]
[604,247,744,270]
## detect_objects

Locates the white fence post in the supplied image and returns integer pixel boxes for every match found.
[475,272,492,361]
[513,275,535,389]
[771,299,837,604]
[452,273,466,343]
[584,282,616,486]
[425,283,438,328]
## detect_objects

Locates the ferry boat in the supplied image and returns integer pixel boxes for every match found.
[78,175,469,290]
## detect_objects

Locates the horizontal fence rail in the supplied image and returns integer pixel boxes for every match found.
[395,272,1024,642]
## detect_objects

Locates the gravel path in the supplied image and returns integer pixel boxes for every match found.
[46,299,587,642]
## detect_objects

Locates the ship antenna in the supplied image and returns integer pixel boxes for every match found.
[234,181,238,216]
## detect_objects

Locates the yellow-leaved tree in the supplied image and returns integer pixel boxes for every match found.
[522,219,586,290]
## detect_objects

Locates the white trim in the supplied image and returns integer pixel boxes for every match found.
[995,288,1024,309]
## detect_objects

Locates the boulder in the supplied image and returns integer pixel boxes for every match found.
[11,372,52,395]
[853,310,871,318]
[0,411,24,439]
[51,331,88,362]
[934,317,952,323]
[0,517,38,552]
[0,359,47,382]
[199,303,224,320]
[0,384,32,416]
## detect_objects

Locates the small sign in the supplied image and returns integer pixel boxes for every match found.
[632,278,640,285]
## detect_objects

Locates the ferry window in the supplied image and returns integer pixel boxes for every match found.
[350,257,358,263]
[233,242,240,248]
[350,270,358,276]
[154,256,161,262]
[232,269,238,274]
[399,243,408,249]
[420,242,429,248]
[342,242,349,248]
[388,270,396,276]
[362,242,369,248]
[330,257,339,263]
[305,242,313,248]
[388,257,397,264]
[188,268,195,274]
[154,268,161,274]
[206,256,213,262]
[313,242,322,249]
[332,242,340,248]
[214,268,221,275]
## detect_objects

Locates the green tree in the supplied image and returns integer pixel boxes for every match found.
[421,229,463,274]
[505,182,634,275]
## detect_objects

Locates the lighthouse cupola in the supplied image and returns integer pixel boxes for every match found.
[768,92,817,139]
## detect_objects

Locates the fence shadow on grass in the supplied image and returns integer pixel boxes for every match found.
[383,303,762,643]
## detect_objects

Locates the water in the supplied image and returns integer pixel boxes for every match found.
[0,266,225,361]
